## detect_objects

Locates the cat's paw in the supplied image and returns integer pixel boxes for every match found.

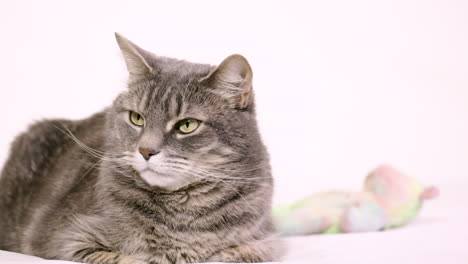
[208,239,285,263]
[118,256,148,264]
[80,251,147,264]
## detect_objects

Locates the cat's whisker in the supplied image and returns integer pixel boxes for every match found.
[101,161,136,174]
[160,163,270,183]
[76,160,103,185]
[50,122,121,162]
[163,159,272,179]
[101,163,136,178]
[168,149,268,162]
[168,152,268,166]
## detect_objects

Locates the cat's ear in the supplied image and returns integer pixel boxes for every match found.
[199,54,253,109]
[115,33,154,76]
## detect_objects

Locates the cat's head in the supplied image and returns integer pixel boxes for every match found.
[105,33,267,192]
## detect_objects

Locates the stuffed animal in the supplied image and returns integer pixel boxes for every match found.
[273,165,439,236]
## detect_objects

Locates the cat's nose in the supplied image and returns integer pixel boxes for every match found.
[139,147,159,161]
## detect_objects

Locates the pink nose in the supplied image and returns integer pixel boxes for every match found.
[139,147,159,161]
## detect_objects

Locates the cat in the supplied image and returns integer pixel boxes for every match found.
[0,33,284,264]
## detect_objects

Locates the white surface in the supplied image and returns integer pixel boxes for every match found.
[0,0,467,263]
[1,181,467,263]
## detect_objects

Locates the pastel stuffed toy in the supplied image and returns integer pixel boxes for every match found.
[273,165,439,236]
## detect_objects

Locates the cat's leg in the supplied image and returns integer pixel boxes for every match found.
[48,215,147,264]
[207,239,285,263]
[52,237,147,264]
[73,250,146,264]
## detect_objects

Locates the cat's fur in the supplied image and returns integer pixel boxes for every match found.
[0,34,283,264]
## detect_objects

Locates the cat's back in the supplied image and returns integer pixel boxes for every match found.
[0,112,106,251]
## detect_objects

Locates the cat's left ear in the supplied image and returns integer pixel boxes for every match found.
[199,54,253,109]
[115,33,154,77]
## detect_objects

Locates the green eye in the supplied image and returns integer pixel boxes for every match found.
[177,119,200,134]
[129,111,145,127]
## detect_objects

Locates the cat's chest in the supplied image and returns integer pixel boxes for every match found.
[112,186,235,262]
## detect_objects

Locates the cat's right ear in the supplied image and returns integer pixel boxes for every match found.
[198,54,253,110]
[115,33,154,77]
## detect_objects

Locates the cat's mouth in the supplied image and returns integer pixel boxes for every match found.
[126,151,194,191]
[140,167,160,174]
[136,166,190,191]
[138,167,171,179]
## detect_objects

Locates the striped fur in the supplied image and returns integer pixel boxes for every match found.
[0,35,283,263]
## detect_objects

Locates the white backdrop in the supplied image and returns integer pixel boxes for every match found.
[0,0,467,205]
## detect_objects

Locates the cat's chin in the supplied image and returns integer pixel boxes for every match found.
[138,170,189,192]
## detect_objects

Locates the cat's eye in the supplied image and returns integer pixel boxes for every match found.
[176,119,200,134]
[129,111,145,127]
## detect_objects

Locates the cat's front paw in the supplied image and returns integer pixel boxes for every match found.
[79,251,147,264]
[118,256,148,264]
[207,239,285,263]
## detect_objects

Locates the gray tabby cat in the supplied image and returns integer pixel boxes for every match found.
[0,33,284,264]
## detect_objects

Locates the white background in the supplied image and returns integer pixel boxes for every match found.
[0,0,467,206]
